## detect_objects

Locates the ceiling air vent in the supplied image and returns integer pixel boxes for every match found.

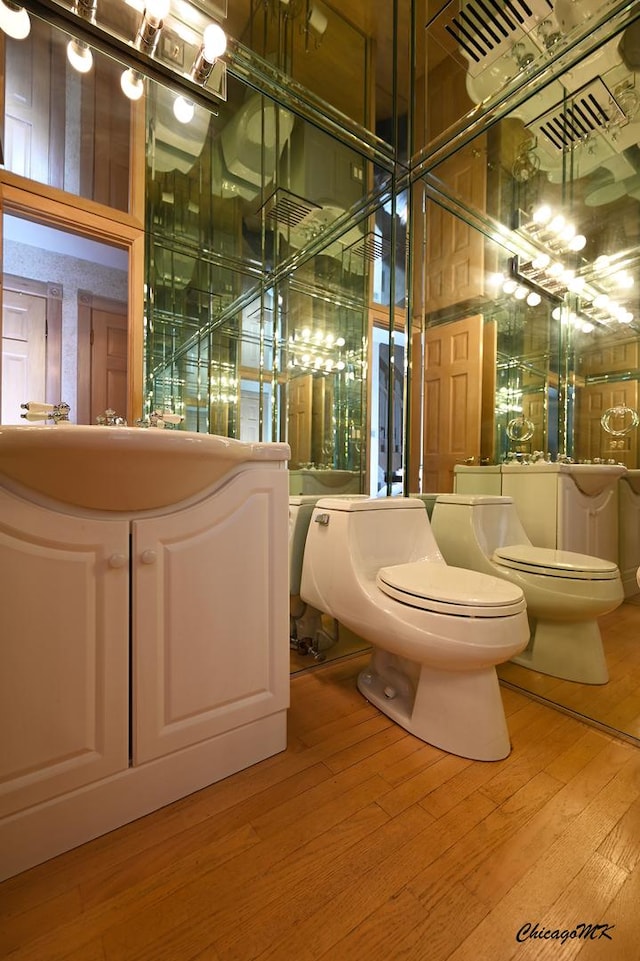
[343,232,390,265]
[526,78,628,151]
[443,0,552,74]
[262,189,321,229]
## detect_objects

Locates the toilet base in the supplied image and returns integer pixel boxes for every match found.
[510,617,608,684]
[357,649,512,762]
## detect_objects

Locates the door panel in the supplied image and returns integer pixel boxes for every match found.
[1,290,47,423]
[423,315,483,491]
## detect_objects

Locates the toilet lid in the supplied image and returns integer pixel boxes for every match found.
[376,562,526,617]
[493,545,619,580]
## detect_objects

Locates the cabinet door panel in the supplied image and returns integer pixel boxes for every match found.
[0,490,130,817]
[132,469,289,764]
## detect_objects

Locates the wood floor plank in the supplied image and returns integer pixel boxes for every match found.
[2,648,640,961]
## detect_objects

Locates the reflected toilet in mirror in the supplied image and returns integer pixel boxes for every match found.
[431,494,624,685]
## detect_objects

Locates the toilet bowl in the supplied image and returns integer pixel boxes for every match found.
[431,494,624,685]
[299,496,529,761]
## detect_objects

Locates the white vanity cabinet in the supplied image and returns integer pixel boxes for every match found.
[0,436,290,882]
[0,488,130,818]
[132,469,289,764]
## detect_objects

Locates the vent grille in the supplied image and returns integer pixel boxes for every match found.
[343,232,390,265]
[262,189,321,229]
[447,0,541,63]
[527,78,627,151]
[442,0,552,75]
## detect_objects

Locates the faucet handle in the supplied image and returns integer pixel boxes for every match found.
[21,401,70,422]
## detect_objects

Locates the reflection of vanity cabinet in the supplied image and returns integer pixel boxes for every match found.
[0,467,289,881]
[454,463,624,563]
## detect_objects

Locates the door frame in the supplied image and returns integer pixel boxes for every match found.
[0,170,145,422]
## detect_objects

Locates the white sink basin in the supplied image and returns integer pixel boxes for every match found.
[562,463,627,496]
[502,461,626,496]
[0,424,290,511]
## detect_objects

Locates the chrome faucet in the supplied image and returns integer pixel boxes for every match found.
[96,408,127,426]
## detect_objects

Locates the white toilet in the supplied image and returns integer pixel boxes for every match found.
[299,496,530,761]
[430,494,624,685]
[289,495,326,656]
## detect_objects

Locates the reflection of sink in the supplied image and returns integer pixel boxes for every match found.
[621,469,640,495]
[562,463,627,496]
[289,469,361,495]
[0,424,290,512]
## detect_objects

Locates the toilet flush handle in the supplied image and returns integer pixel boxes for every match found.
[315,513,330,526]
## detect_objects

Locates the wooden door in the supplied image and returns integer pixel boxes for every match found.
[423,314,483,491]
[576,380,639,467]
[1,289,46,423]
[77,295,128,424]
[288,373,313,467]
[426,145,487,314]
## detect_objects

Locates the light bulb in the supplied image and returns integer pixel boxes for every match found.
[120,68,144,100]
[0,1,30,39]
[67,38,93,73]
[202,22,227,61]
[145,0,170,26]
[568,234,586,251]
[173,95,195,123]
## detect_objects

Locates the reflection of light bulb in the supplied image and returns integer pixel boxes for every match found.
[173,95,194,123]
[502,279,517,294]
[202,22,227,61]
[526,291,541,307]
[67,38,93,72]
[0,1,30,39]
[120,68,144,100]
[146,0,170,26]
[552,306,562,320]
[532,204,552,225]
[593,294,610,309]
[335,337,346,347]
[568,234,586,251]
[514,286,528,300]
[531,253,550,270]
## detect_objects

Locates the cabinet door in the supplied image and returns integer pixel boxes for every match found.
[132,469,289,764]
[0,489,130,817]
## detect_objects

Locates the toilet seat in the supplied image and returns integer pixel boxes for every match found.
[493,545,619,581]
[377,562,526,617]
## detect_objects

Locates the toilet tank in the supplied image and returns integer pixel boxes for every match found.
[300,497,443,615]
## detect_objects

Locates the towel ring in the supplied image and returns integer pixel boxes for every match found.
[600,405,639,437]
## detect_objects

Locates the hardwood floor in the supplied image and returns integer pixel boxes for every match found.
[2,653,640,961]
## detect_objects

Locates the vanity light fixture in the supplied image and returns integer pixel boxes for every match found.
[67,38,94,72]
[0,0,30,39]
[120,66,144,100]
[190,22,227,85]
[134,0,170,55]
